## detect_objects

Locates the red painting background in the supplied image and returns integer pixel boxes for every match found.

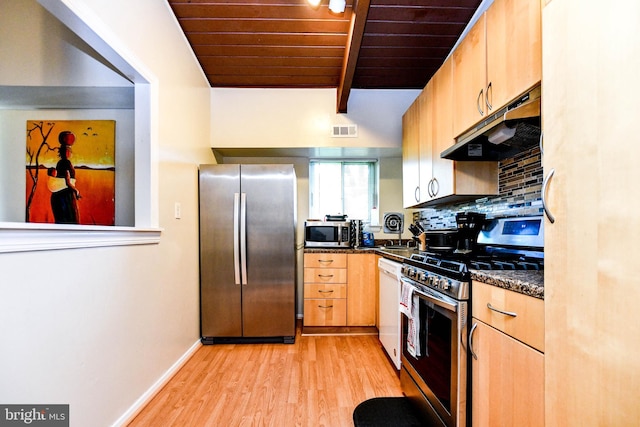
[26,168,115,225]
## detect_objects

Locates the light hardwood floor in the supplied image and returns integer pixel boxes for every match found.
[127,327,403,426]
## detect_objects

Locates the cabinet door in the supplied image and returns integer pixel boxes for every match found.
[471,320,544,427]
[452,14,487,137]
[543,0,640,425]
[419,81,434,202]
[402,96,422,207]
[486,0,542,110]
[430,56,454,198]
[346,253,377,326]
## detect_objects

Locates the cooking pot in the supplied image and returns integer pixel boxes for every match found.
[423,229,459,252]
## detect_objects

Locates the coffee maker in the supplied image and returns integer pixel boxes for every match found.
[455,212,486,254]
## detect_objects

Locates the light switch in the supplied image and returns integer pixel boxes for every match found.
[174,202,181,219]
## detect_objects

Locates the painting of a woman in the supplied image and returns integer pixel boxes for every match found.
[26,120,115,226]
[49,130,81,224]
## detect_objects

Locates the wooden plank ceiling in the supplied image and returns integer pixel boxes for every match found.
[168,0,481,112]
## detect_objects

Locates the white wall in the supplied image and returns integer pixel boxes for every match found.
[210,87,418,235]
[211,87,419,150]
[0,1,213,426]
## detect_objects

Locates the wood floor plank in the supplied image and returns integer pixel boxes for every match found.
[127,326,403,426]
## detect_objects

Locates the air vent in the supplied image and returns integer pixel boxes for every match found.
[331,124,358,138]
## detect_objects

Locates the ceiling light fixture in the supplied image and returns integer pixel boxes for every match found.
[307,0,346,14]
[328,0,346,13]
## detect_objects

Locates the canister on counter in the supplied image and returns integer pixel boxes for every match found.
[363,232,375,247]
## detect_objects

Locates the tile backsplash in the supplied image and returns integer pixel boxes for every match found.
[414,147,543,229]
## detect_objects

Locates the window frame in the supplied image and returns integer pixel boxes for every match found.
[309,159,379,225]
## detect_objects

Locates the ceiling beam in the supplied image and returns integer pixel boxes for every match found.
[336,0,370,113]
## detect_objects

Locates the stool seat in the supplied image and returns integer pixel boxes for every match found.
[352,397,425,427]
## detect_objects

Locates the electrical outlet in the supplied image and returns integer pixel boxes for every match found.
[174,202,181,219]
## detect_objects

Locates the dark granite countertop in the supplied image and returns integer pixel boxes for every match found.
[470,270,544,299]
[303,247,544,299]
[303,247,371,254]
[304,246,415,264]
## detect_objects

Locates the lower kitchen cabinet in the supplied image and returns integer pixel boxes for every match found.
[471,280,544,427]
[471,320,544,427]
[346,253,377,326]
[303,252,376,327]
[303,298,347,326]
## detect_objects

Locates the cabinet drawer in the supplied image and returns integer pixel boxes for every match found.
[472,280,544,352]
[304,283,347,299]
[304,253,348,268]
[303,267,347,284]
[303,299,347,326]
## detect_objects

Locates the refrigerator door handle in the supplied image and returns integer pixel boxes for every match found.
[240,192,248,285]
[233,193,241,285]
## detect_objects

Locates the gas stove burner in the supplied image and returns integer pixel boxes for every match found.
[469,258,543,271]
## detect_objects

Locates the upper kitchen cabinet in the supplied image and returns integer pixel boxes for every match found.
[403,58,497,208]
[402,94,420,207]
[428,58,497,204]
[452,13,487,137]
[402,88,432,207]
[486,0,542,113]
[453,0,542,137]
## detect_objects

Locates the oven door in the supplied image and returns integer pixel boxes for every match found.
[400,277,468,427]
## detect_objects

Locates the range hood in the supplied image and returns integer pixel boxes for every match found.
[441,85,541,161]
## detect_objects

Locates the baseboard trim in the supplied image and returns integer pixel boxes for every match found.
[301,326,379,336]
[111,339,202,427]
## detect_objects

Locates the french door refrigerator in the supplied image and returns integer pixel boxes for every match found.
[199,164,297,344]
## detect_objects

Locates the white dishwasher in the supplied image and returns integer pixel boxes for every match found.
[378,257,402,370]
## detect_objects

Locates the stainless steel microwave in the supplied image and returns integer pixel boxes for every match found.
[304,220,351,248]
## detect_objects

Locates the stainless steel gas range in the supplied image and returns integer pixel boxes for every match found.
[399,215,544,427]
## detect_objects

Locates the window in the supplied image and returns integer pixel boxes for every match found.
[309,160,379,225]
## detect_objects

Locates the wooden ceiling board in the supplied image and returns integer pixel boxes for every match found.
[167,0,482,106]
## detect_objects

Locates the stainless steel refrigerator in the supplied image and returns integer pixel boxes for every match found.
[199,164,297,344]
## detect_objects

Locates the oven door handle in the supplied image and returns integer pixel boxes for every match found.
[469,322,479,360]
[400,278,458,312]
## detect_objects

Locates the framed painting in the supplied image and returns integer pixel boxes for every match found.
[25,120,116,226]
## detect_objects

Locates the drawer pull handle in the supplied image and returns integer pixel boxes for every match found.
[317,290,334,294]
[487,303,517,317]
[318,274,334,278]
[318,305,334,309]
[318,259,334,263]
